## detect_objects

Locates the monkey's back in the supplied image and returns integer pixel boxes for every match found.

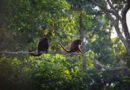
[38,38,49,51]
[70,39,81,52]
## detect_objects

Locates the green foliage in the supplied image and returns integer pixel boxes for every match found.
[9,0,71,50]
[85,50,94,58]
[114,76,130,90]
[0,0,129,90]
[0,55,34,90]
[29,54,86,89]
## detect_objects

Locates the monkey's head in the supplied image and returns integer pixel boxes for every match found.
[43,37,48,41]
[77,39,82,45]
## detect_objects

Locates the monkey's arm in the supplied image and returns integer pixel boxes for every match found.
[78,45,83,53]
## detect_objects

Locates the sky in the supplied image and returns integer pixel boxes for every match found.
[127,10,130,32]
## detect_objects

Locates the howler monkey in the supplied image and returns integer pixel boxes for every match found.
[58,39,82,53]
[30,37,49,56]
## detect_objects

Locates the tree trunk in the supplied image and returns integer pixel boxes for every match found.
[79,11,87,72]
[121,20,130,56]
[91,0,130,56]
[121,1,130,55]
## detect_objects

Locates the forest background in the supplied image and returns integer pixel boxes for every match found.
[0,0,130,90]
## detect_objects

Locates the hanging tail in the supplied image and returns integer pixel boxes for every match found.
[58,42,70,53]
[29,49,42,56]
[30,52,42,56]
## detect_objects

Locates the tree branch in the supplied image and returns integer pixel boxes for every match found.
[0,51,84,55]
[121,1,130,38]
[121,0,130,20]
[120,0,130,55]
[91,0,128,51]
[90,57,130,75]
[107,0,116,11]
[107,0,122,20]
[112,38,120,45]
[99,9,128,50]
[1,50,130,74]
[91,0,111,13]
[91,0,121,20]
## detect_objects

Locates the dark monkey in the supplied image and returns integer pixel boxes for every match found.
[58,39,82,53]
[30,37,49,56]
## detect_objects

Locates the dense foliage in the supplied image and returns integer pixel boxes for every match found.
[0,0,130,90]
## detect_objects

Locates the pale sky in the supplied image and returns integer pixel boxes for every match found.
[127,10,130,32]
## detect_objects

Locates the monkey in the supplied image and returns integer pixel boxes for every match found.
[58,39,82,53]
[29,37,49,56]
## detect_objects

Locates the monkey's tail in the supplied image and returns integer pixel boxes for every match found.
[58,42,70,53]
[30,53,42,56]
[29,49,42,56]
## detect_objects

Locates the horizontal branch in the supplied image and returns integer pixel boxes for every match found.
[0,51,130,74]
[0,51,83,55]
[90,57,130,75]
